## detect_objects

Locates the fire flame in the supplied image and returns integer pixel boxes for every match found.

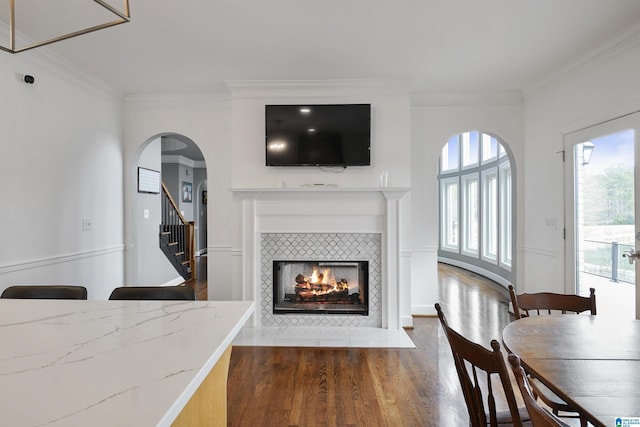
[309,268,331,284]
[298,267,349,296]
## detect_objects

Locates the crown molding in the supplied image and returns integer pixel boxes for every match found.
[161,155,205,169]
[411,91,523,107]
[224,79,411,99]
[524,21,640,100]
[124,93,231,111]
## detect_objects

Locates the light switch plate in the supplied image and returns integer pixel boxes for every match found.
[544,218,556,231]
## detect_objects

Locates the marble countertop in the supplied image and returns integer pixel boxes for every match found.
[0,299,254,426]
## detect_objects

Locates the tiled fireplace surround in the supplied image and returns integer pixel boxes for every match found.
[233,188,408,330]
[262,233,381,326]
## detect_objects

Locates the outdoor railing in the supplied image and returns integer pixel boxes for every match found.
[582,239,635,283]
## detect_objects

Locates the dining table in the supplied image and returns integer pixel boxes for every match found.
[502,314,640,427]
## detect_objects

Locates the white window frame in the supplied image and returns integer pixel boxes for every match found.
[499,161,512,270]
[441,135,460,172]
[481,167,498,263]
[440,176,460,252]
[461,131,479,170]
[462,173,479,257]
[481,133,498,164]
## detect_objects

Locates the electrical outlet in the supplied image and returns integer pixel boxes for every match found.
[82,219,92,231]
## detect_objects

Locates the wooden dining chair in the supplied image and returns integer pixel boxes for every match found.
[108,285,195,301]
[508,285,593,427]
[435,303,530,427]
[507,354,572,427]
[1,285,88,300]
[509,285,596,319]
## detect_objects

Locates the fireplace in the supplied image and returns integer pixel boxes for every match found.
[234,188,408,328]
[273,260,369,315]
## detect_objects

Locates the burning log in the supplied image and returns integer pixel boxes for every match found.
[290,267,357,304]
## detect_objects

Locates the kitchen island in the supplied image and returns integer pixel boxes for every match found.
[0,299,254,426]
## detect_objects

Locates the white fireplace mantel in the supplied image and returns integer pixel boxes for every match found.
[232,187,410,329]
[232,187,408,205]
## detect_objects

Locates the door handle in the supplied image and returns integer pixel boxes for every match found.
[622,248,639,264]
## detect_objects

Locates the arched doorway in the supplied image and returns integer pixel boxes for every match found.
[436,130,516,287]
[131,133,207,296]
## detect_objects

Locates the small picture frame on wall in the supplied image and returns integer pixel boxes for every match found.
[182,181,192,203]
[202,191,208,205]
[137,167,160,194]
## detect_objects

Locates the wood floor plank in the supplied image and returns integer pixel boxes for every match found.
[227,263,512,426]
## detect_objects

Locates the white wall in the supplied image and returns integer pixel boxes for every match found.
[162,163,180,209]
[135,138,179,285]
[0,49,125,300]
[194,169,207,254]
[410,94,524,315]
[522,29,640,295]
[228,83,411,189]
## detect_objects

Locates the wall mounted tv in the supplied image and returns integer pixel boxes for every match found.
[265,104,371,167]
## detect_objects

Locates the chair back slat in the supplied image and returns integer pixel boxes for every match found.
[486,371,498,426]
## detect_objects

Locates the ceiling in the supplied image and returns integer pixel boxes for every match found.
[10,0,640,96]
[161,134,205,162]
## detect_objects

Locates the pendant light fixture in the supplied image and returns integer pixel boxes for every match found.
[0,0,130,54]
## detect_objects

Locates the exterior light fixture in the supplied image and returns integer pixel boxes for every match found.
[0,0,130,54]
[581,142,595,166]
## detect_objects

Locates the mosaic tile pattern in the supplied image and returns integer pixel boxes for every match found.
[260,233,382,327]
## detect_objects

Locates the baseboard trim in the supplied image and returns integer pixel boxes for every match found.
[412,304,437,316]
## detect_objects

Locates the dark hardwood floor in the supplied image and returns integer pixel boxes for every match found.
[184,255,208,301]
[225,263,513,427]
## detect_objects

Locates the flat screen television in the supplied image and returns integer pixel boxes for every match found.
[265,104,371,166]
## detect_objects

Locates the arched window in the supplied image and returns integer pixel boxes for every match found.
[438,131,513,284]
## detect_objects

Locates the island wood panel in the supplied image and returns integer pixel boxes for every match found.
[172,346,232,427]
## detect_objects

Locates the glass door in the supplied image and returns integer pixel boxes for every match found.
[564,113,639,319]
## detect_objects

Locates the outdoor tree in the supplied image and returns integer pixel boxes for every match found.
[583,164,634,226]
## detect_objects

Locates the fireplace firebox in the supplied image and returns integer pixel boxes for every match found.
[273,260,369,315]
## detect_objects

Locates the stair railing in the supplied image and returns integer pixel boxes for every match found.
[160,182,195,281]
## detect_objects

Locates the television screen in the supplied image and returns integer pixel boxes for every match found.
[265,104,371,166]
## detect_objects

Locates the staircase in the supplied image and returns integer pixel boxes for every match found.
[160,182,195,281]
